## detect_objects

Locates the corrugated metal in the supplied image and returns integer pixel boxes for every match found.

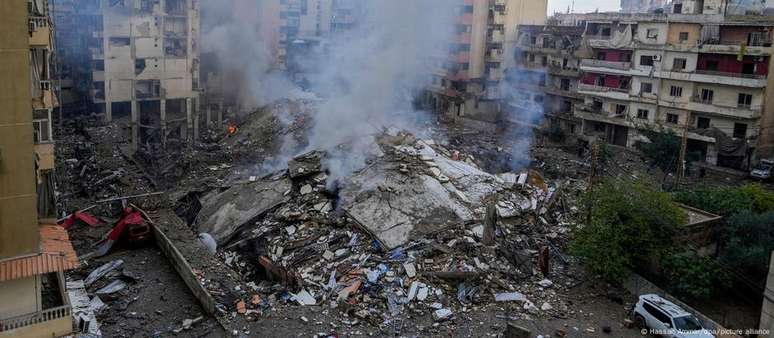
[0,225,79,282]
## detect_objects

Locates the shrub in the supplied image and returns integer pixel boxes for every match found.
[571,179,687,282]
[661,250,730,301]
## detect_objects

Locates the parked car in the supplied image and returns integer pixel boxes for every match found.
[633,294,715,338]
[750,159,774,180]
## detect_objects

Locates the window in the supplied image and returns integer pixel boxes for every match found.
[530,36,537,45]
[679,32,689,43]
[734,123,748,138]
[560,78,570,91]
[643,303,671,325]
[673,3,683,13]
[541,56,548,66]
[640,55,654,66]
[738,93,752,108]
[641,82,653,94]
[529,53,535,62]
[697,117,711,129]
[601,27,611,37]
[705,60,719,71]
[673,58,686,71]
[700,89,713,103]
[615,104,627,115]
[748,32,765,46]
[597,51,607,60]
[670,86,683,97]
[646,28,658,39]
[621,53,632,62]
[637,109,649,119]
[666,113,679,124]
[742,63,755,75]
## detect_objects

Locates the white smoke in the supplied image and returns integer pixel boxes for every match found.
[201,0,310,110]
[499,67,547,169]
[299,0,456,184]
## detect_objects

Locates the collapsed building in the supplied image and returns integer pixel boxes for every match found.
[53,0,201,150]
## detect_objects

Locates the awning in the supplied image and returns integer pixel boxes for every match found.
[0,223,79,282]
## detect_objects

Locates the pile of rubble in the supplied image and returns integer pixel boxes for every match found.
[182,129,587,332]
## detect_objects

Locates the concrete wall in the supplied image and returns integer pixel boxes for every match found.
[667,23,701,46]
[502,0,548,70]
[0,1,40,259]
[0,276,39,319]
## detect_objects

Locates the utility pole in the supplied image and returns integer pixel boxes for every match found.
[676,119,689,185]
[588,140,601,190]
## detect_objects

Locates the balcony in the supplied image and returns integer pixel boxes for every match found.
[580,59,632,74]
[657,96,763,119]
[698,42,772,56]
[29,17,51,47]
[691,69,767,87]
[1,305,72,335]
[547,64,580,77]
[577,83,631,100]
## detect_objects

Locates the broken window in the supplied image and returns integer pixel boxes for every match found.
[679,32,689,43]
[560,78,570,91]
[666,113,679,124]
[165,0,186,15]
[136,79,161,99]
[646,28,658,39]
[135,59,147,75]
[109,37,130,47]
[637,109,649,119]
[164,39,188,57]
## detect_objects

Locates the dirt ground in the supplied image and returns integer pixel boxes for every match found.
[66,222,224,337]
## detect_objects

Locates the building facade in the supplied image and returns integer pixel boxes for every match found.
[514,6,774,171]
[508,25,588,134]
[54,0,201,150]
[0,1,78,336]
[425,0,548,122]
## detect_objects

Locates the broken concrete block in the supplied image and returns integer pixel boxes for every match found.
[433,308,453,321]
[403,262,416,278]
[538,279,553,288]
[300,185,313,195]
[292,290,317,306]
[541,302,553,311]
[494,292,527,302]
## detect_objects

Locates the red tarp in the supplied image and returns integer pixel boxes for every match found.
[60,211,102,230]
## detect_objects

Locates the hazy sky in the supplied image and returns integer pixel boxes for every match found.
[548,0,620,14]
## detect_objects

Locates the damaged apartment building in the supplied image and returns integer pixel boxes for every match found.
[424,0,548,122]
[0,1,79,337]
[54,0,200,150]
[511,0,774,171]
[508,25,587,133]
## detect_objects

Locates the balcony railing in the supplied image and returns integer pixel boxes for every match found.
[28,16,48,33]
[690,95,763,111]
[704,38,772,47]
[1,305,71,332]
[581,59,632,70]
[578,83,629,93]
[694,69,766,79]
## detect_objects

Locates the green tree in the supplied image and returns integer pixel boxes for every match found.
[571,179,687,282]
[661,250,731,301]
[636,131,701,173]
[674,184,774,216]
[721,211,774,274]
